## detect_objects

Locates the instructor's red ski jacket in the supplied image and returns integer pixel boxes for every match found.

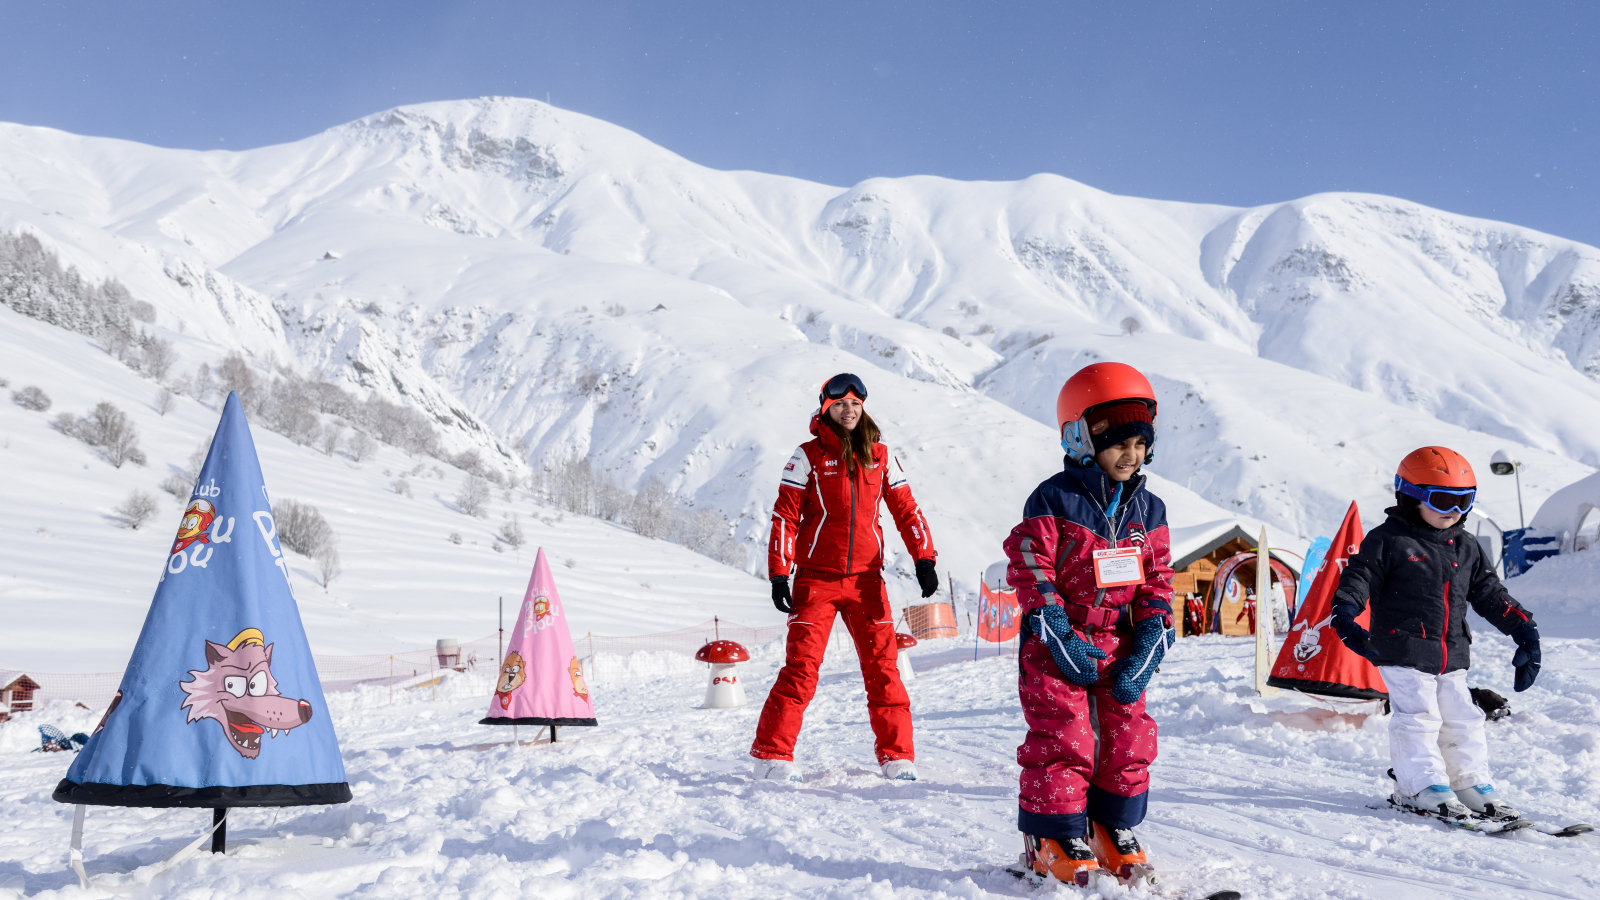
[768,415,936,578]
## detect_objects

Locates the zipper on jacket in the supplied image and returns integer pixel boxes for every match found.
[846,461,857,572]
[1439,580,1450,674]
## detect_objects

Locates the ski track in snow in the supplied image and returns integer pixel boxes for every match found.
[3,632,1596,899]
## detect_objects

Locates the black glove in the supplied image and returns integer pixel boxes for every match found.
[771,575,793,614]
[914,558,940,598]
[1331,615,1380,662]
[1511,624,1541,692]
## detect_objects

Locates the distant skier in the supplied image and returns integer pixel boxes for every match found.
[751,373,940,784]
[1330,446,1540,821]
[1002,362,1175,886]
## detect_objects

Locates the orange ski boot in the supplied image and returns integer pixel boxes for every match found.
[1087,821,1159,888]
[1022,833,1100,886]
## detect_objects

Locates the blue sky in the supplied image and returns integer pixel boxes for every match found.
[1,1,1595,245]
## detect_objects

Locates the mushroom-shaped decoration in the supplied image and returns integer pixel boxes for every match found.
[695,640,750,708]
[895,632,918,683]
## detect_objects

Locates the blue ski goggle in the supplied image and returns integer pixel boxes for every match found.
[1396,476,1476,515]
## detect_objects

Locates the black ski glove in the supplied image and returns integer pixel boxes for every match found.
[1511,624,1541,692]
[771,575,793,614]
[914,558,940,598]
[1331,615,1380,662]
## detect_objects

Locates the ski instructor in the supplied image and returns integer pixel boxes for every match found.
[750,372,940,784]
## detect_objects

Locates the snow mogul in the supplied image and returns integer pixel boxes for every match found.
[1330,446,1540,822]
[750,373,940,784]
[1002,362,1176,887]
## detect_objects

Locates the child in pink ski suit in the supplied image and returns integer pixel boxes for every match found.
[1002,362,1176,884]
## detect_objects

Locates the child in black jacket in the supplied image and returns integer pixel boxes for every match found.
[1330,446,1539,821]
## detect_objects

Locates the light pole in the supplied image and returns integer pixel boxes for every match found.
[1490,450,1524,529]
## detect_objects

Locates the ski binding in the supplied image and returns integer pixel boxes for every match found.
[1383,797,1534,834]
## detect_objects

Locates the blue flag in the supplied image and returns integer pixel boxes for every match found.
[56,392,350,808]
[1297,536,1332,612]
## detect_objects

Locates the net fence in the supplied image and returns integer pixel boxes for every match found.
[4,618,796,711]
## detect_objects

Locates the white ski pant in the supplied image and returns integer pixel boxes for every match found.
[1381,666,1490,797]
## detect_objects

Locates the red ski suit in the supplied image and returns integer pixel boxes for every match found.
[751,415,937,764]
[1003,463,1174,838]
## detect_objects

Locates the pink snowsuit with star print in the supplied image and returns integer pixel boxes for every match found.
[1003,462,1174,840]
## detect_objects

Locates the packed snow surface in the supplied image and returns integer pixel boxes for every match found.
[3,624,1597,899]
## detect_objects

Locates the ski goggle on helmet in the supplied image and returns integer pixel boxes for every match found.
[819,373,868,415]
[1394,446,1477,515]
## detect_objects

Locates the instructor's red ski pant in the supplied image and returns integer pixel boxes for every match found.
[1017,624,1157,836]
[750,571,913,765]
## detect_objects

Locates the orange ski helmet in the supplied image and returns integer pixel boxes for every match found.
[1056,362,1158,468]
[1396,446,1476,489]
[1395,446,1478,515]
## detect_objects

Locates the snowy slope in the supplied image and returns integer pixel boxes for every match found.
[4,625,1597,898]
[0,304,772,673]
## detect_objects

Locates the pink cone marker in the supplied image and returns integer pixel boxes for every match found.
[479,548,597,731]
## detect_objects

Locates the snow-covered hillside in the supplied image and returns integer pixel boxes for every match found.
[0,305,774,672]
[3,95,1598,670]
[4,97,1596,543]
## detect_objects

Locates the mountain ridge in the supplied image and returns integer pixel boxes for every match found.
[3,95,1597,591]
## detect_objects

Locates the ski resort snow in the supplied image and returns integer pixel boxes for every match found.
[3,96,1600,898]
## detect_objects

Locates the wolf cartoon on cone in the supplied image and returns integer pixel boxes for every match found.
[480,547,597,730]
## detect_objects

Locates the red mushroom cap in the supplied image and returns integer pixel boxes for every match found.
[695,639,750,664]
[895,632,918,649]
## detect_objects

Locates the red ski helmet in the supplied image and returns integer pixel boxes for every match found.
[1056,363,1158,468]
[1396,446,1476,489]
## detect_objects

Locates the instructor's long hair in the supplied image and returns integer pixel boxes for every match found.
[822,409,881,473]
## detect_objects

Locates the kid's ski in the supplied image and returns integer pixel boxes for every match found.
[1379,771,1589,838]
[982,861,1241,899]
[1530,822,1593,838]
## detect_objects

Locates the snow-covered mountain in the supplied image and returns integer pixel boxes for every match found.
[3,97,1598,665]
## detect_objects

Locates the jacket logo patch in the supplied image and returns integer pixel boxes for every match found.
[1128,523,1147,546]
[784,462,796,471]
[1408,554,1426,562]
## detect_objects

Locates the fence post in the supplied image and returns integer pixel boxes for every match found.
[949,576,956,634]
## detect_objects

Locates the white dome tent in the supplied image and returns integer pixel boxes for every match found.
[1530,471,1600,555]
